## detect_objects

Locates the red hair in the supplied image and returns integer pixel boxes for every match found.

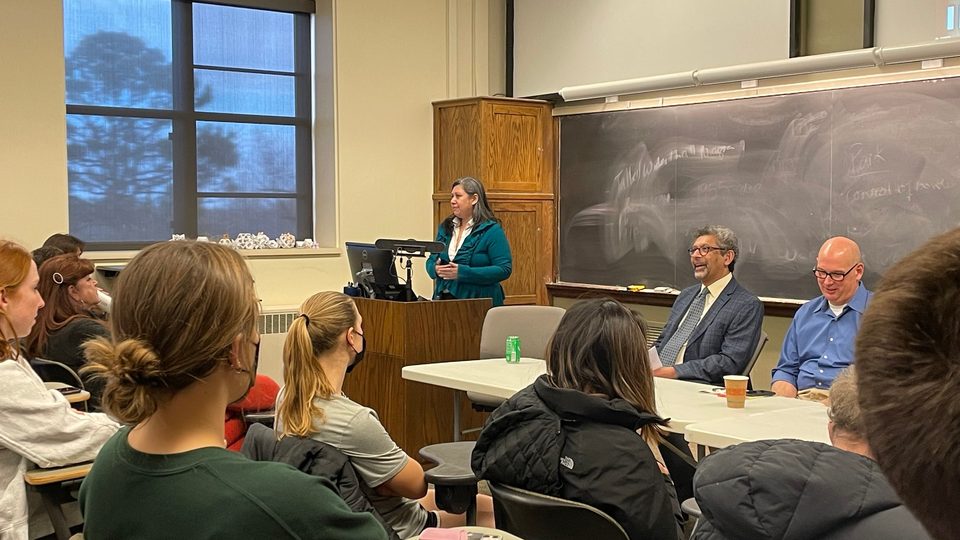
[26,253,100,358]
[0,241,33,359]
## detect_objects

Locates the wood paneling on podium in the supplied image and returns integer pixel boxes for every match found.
[342,298,490,458]
[433,96,555,305]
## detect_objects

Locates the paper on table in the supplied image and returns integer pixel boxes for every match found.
[647,346,662,369]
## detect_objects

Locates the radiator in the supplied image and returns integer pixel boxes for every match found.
[257,310,299,386]
[646,322,665,348]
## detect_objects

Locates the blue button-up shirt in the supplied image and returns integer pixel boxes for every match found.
[772,283,873,391]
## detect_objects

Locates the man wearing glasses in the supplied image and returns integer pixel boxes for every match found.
[771,236,872,398]
[652,225,763,385]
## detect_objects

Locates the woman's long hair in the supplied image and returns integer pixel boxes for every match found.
[277,291,357,437]
[83,242,259,424]
[442,176,499,234]
[0,241,33,360]
[546,298,662,441]
[26,253,101,359]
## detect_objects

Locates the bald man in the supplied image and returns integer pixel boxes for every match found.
[771,237,873,398]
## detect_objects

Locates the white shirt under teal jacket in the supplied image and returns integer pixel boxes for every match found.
[427,218,513,307]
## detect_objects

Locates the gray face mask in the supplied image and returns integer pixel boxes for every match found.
[346,332,365,373]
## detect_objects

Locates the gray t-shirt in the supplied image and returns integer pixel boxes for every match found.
[309,393,427,539]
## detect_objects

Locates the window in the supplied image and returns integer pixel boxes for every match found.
[63,0,314,249]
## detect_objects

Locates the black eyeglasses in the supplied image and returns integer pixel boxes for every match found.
[687,245,726,256]
[812,263,860,281]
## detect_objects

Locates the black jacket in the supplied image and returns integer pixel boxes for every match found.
[693,439,931,540]
[40,317,109,409]
[472,375,682,540]
[241,423,400,540]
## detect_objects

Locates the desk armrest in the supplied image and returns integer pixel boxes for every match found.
[24,463,92,486]
[419,441,477,486]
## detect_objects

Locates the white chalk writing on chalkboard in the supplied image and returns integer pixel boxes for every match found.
[559,77,960,300]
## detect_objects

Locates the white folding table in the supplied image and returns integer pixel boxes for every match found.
[653,378,823,432]
[402,358,823,442]
[683,404,831,456]
[402,358,545,439]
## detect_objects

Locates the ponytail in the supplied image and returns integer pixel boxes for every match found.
[276,292,356,437]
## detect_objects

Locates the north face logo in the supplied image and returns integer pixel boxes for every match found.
[560,456,574,469]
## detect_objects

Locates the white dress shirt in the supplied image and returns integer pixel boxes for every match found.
[447,216,474,261]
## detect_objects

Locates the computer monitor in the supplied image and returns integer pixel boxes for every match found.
[345,242,405,300]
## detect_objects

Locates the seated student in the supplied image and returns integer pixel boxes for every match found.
[472,298,683,540]
[855,227,960,540]
[691,369,930,540]
[275,291,493,539]
[41,233,84,256]
[224,374,280,451]
[31,245,63,270]
[36,235,112,315]
[78,242,387,539]
[25,254,109,408]
[0,240,118,539]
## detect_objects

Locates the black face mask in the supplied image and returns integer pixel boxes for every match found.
[230,338,260,404]
[346,331,366,373]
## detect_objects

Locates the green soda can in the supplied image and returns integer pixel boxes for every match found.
[505,336,521,363]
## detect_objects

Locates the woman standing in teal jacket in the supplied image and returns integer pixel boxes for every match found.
[426,177,512,306]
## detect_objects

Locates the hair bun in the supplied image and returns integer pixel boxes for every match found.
[112,339,166,387]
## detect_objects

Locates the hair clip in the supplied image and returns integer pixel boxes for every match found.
[52,272,64,285]
[300,313,310,325]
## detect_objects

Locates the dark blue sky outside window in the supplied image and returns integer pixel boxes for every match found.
[64,0,313,247]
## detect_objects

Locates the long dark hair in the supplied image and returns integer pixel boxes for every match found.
[43,233,85,254]
[442,176,499,233]
[546,298,663,441]
[26,254,102,358]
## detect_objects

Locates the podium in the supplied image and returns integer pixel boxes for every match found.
[342,298,490,457]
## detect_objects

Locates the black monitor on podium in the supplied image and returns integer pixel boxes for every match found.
[345,242,407,301]
[344,239,445,301]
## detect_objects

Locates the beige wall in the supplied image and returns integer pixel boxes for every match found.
[876,0,959,45]
[0,1,70,248]
[1,0,499,309]
[513,0,791,97]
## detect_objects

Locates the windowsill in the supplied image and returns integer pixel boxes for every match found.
[86,246,342,264]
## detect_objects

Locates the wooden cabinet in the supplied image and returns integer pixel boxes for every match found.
[435,98,552,193]
[433,97,555,305]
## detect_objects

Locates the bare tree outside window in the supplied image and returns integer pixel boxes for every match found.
[64,1,312,248]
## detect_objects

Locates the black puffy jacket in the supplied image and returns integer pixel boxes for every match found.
[241,423,400,540]
[693,439,931,540]
[472,375,682,540]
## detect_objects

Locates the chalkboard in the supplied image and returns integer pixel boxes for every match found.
[558,77,960,300]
